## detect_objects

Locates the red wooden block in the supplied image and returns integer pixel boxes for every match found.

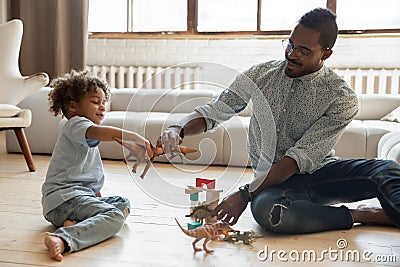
[196,177,215,189]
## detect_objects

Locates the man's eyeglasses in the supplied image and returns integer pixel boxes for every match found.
[282,38,329,60]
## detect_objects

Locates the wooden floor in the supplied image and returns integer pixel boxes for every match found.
[0,153,399,267]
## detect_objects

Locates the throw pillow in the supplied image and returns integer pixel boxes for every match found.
[381,106,400,122]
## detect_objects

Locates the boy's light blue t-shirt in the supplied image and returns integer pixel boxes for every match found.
[41,116,105,215]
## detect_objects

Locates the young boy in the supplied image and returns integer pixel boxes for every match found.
[42,70,154,261]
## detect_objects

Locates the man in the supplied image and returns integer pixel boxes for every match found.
[159,8,400,234]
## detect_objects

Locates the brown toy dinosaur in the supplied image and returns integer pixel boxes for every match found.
[113,138,197,179]
[175,218,234,253]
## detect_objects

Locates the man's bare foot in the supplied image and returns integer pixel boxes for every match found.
[350,206,394,226]
[63,220,77,227]
[44,235,65,261]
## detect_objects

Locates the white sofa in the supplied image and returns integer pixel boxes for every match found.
[6,87,400,166]
[335,94,400,159]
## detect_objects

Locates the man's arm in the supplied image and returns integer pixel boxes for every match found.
[252,156,299,196]
[211,156,298,225]
[168,111,206,137]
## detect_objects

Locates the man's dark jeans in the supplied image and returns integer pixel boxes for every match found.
[251,159,400,234]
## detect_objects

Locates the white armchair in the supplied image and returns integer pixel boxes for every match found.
[0,19,49,171]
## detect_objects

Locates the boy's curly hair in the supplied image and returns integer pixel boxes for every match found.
[48,70,110,117]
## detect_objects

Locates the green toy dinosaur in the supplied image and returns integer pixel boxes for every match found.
[224,230,258,245]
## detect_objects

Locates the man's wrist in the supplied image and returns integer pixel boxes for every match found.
[239,184,252,202]
[167,124,185,139]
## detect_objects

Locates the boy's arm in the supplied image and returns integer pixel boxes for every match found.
[86,125,145,144]
[86,125,154,158]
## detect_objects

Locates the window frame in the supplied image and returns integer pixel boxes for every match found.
[88,0,400,39]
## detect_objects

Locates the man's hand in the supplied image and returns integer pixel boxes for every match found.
[211,190,248,226]
[157,127,183,160]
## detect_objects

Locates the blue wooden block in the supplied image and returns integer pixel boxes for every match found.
[190,192,198,201]
[188,221,202,230]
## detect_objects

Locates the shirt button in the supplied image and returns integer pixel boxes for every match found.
[277,128,280,132]
[283,108,286,112]
[291,90,295,93]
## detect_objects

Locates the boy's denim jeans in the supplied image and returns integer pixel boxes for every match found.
[251,159,400,234]
[45,195,130,252]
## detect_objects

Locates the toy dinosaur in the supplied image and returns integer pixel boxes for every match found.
[213,228,232,241]
[113,138,197,178]
[185,203,217,225]
[175,218,234,253]
[224,230,258,245]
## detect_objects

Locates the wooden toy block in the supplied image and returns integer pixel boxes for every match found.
[206,190,220,204]
[187,221,202,230]
[190,192,199,201]
[196,178,216,189]
[185,187,203,194]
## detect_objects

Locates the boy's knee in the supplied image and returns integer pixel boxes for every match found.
[108,209,126,234]
[111,196,131,218]
[121,197,131,218]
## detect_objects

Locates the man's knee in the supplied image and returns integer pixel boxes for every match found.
[251,190,291,233]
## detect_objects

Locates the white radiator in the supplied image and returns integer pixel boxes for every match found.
[334,68,400,95]
[87,65,399,94]
[86,65,202,89]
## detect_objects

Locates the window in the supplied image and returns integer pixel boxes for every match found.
[88,0,127,32]
[260,0,326,31]
[197,0,257,32]
[131,0,187,32]
[88,0,400,35]
[336,0,400,31]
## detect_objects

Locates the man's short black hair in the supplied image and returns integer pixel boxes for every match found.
[298,8,338,49]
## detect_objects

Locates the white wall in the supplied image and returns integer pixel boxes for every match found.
[87,36,400,72]
[87,36,400,90]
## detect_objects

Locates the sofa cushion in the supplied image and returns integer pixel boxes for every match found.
[334,120,367,159]
[100,111,226,165]
[0,104,21,117]
[110,88,217,113]
[355,94,400,120]
[221,116,251,166]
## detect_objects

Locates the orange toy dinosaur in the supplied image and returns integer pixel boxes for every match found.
[175,218,234,253]
[113,138,197,179]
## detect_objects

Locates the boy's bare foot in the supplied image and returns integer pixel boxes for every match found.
[63,220,77,227]
[350,206,394,226]
[44,235,65,261]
